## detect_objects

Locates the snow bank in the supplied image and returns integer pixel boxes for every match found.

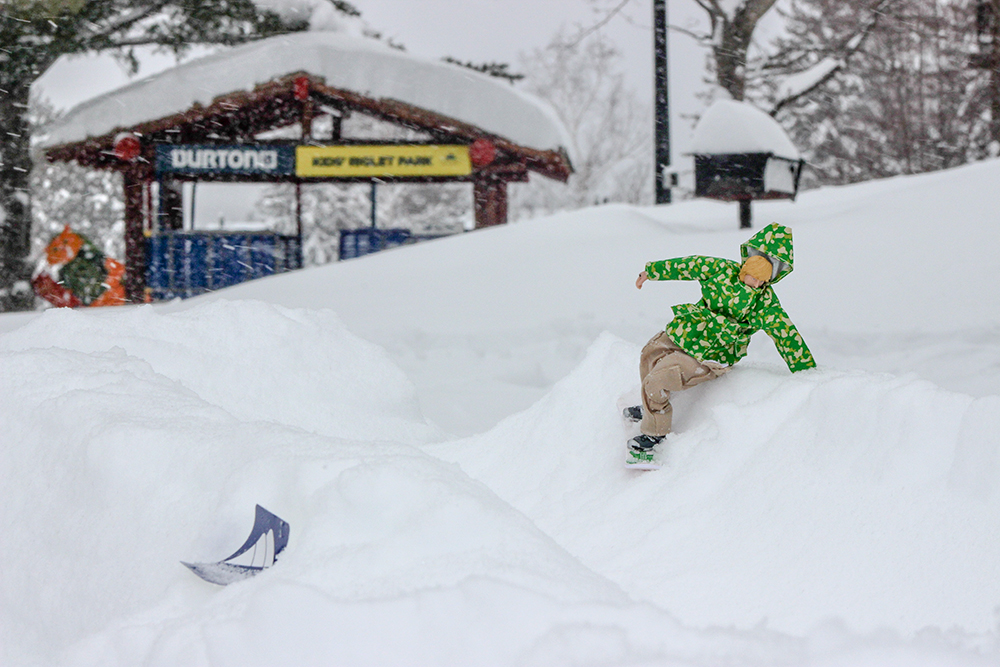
[691,99,800,158]
[39,31,571,157]
[4,151,1000,666]
[2,312,996,666]
[0,301,625,665]
[0,300,431,443]
[434,333,1000,637]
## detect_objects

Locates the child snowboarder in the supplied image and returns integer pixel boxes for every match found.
[627,222,815,458]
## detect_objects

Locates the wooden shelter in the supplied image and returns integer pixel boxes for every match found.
[42,33,572,302]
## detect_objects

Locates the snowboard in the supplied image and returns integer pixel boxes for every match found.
[617,392,663,470]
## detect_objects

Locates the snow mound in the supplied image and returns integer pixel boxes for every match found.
[691,99,800,158]
[435,333,1000,636]
[0,302,625,664]
[1,307,997,665]
[0,300,432,443]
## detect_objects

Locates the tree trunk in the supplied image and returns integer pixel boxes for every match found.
[710,0,779,101]
[0,81,36,312]
[991,0,1000,147]
[714,18,752,100]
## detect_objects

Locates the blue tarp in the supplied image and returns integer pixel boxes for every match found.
[146,232,302,300]
[339,228,450,260]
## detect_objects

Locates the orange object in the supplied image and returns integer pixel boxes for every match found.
[36,228,129,308]
[45,225,84,265]
[91,257,127,307]
[104,256,125,278]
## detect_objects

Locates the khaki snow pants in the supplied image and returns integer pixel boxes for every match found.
[639,331,731,436]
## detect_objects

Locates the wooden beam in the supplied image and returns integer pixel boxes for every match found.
[45,73,573,183]
[473,176,508,228]
[122,167,147,302]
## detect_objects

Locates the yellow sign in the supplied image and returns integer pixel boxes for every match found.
[296,145,472,178]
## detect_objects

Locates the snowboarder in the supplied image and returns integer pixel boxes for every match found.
[627,222,815,459]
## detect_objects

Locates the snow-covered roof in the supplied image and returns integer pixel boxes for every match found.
[39,31,572,158]
[690,99,800,160]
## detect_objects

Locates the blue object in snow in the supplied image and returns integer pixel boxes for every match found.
[183,505,290,585]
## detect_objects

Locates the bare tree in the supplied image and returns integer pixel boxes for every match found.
[692,0,780,101]
[768,0,994,186]
[510,28,652,218]
[762,0,896,114]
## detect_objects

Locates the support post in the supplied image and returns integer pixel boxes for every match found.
[739,199,752,229]
[157,178,184,231]
[123,167,147,303]
[973,0,1000,146]
[991,0,1000,146]
[295,181,303,237]
[473,176,508,228]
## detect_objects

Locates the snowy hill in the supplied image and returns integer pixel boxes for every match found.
[2,159,1000,665]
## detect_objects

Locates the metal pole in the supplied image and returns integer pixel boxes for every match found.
[189,182,197,231]
[992,0,1000,146]
[654,0,671,204]
[370,181,377,228]
[295,181,303,239]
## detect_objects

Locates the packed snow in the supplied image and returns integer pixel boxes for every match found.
[3,158,1000,666]
[691,99,801,159]
[38,30,572,158]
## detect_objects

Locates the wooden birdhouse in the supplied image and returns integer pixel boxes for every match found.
[691,100,804,228]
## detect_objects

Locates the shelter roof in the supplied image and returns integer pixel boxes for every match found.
[41,31,572,181]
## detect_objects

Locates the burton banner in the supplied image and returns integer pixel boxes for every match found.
[156,145,295,176]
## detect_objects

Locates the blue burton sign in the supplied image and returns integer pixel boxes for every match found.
[155,144,295,176]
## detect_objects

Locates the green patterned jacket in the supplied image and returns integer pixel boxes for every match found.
[644,223,816,372]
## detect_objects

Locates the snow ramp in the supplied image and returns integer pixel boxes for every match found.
[1,303,998,665]
[432,332,1000,636]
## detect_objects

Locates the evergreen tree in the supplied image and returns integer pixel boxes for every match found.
[0,0,358,311]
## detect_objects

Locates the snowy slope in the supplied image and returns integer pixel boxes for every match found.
[2,159,1000,665]
[191,156,1000,431]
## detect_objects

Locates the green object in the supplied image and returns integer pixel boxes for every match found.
[60,241,107,306]
[644,223,816,372]
[625,444,662,470]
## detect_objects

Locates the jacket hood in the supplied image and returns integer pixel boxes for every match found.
[740,223,794,284]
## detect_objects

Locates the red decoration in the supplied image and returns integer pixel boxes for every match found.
[31,274,82,309]
[294,76,310,101]
[113,133,141,161]
[469,139,497,167]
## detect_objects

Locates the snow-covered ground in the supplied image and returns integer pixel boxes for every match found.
[2,159,1000,665]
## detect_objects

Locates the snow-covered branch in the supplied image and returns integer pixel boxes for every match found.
[75,1,174,43]
[768,0,897,114]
